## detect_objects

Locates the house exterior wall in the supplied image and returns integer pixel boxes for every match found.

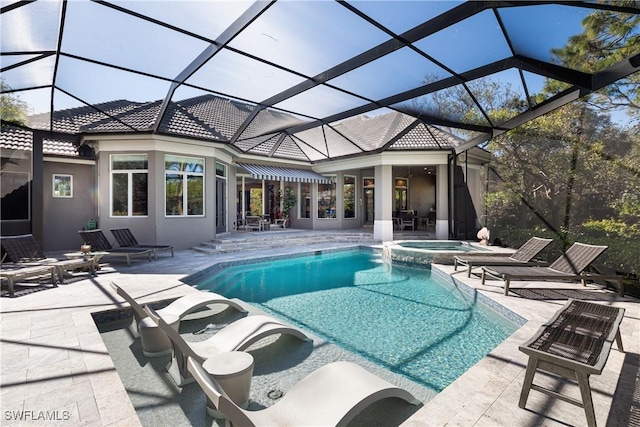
[93,136,233,250]
[15,134,489,251]
[42,159,96,251]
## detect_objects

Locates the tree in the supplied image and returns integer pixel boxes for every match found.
[279,186,297,219]
[0,79,30,126]
[551,5,640,128]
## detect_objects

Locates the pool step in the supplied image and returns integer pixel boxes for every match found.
[192,231,379,255]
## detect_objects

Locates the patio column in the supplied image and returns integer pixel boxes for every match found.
[373,164,393,242]
[435,164,448,239]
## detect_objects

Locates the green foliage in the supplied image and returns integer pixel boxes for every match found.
[0,79,30,126]
[579,219,640,238]
[279,186,297,218]
[551,7,640,127]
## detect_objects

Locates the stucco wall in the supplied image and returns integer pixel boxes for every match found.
[42,161,96,251]
[95,149,218,251]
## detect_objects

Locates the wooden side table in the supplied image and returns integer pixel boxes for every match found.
[203,351,254,418]
[64,251,108,272]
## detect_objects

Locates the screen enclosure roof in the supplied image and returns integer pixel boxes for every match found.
[2,0,639,163]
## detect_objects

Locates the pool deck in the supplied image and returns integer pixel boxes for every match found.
[1,231,638,426]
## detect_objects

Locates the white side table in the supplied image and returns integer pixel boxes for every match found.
[203,351,254,418]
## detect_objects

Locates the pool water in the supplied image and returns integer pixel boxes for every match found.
[195,250,519,392]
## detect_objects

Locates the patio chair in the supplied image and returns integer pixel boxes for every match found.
[145,305,311,386]
[481,242,616,296]
[110,228,173,259]
[1,234,95,284]
[78,229,152,266]
[187,357,421,426]
[110,282,246,356]
[244,216,263,231]
[454,237,553,277]
[400,213,414,231]
[0,264,57,297]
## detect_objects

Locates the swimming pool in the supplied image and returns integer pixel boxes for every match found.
[193,249,522,393]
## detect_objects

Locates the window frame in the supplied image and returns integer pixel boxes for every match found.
[317,176,337,219]
[52,174,73,198]
[343,174,356,219]
[299,182,311,219]
[110,154,148,217]
[164,154,205,217]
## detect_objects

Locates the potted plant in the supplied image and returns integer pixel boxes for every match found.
[279,186,297,228]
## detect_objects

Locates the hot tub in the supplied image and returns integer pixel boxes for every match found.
[384,240,492,265]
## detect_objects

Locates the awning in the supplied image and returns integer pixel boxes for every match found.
[237,163,333,184]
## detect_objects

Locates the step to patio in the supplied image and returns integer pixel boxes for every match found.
[191,231,379,255]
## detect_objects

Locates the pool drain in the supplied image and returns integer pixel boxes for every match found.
[267,389,283,400]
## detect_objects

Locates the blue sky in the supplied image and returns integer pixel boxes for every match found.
[3,1,635,127]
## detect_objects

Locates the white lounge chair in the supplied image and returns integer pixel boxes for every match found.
[110,282,246,356]
[145,306,311,386]
[187,357,421,426]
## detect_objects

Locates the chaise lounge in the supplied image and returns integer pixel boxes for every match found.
[78,229,152,265]
[1,234,95,290]
[110,228,174,260]
[187,357,421,426]
[481,242,622,296]
[145,305,311,386]
[454,236,553,277]
[0,264,57,297]
[110,282,246,357]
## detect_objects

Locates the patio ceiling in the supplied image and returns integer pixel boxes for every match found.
[1,1,639,162]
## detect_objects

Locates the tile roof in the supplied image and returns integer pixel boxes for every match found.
[0,126,81,157]
[19,95,458,161]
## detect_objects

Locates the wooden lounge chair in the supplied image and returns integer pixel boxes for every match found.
[78,229,152,266]
[480,242,621,296]
[187,357,421,426]
[1,234,94,284]
[519,299,625,427]
[144,305,311,386]
[0,264,57,297]
[454,237,553,277]
[110,228,173,259]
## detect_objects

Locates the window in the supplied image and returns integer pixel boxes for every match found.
[165,155,204,216]
[53,174,73,198]
[344,175,356,218]
[1,171,30,220]
[395,178,408,212]
[300,183,311,218]
[111,154,148,216]
[215,162,227,230]
[318,177,336,219]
